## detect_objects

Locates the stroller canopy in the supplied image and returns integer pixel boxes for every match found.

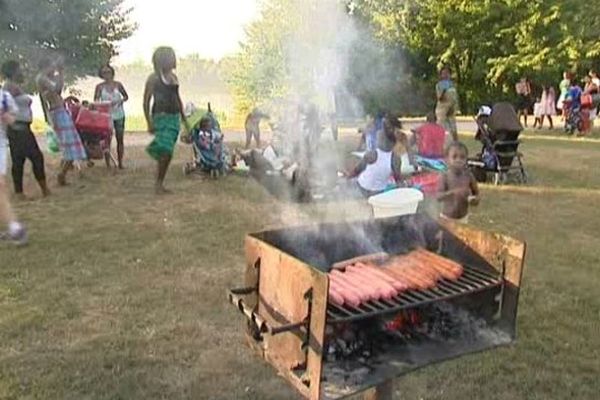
[488,102,523,133]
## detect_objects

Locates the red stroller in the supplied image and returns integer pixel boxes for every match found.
[65,97,117,168]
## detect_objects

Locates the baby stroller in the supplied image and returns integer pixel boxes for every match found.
[183,103,229,178]
[65,97,116,167]
[468,102,527,185]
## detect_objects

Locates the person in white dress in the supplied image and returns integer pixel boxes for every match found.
[540,85,556,129]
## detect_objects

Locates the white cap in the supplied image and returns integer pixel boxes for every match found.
[477,106,492,117]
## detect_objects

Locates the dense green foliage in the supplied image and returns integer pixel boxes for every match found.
[227,0,600,115]
[224,0,343,115]
[0,0,135,86]
[356,0,600,112]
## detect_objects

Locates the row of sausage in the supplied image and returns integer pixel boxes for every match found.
[328,248,463,307]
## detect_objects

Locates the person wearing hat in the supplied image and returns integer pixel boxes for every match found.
[474,105,493,145]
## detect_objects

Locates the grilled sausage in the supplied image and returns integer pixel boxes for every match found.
[345,267,395,299]
[337,268,388,300]
[389,256,432,281]
[328,276,361,307]
[347,264,398,297]
[342,270,389,300]
[415,248,463,271]
[328,287,345,306]
[330,270,372,302]
[329,273,365,302]
[380,266,427,290]
[392,257,439,286]
[400,266,437,288]
[404,257,443,281]
[358,263,409,291]
[409,251,459,279]
[385,262,436,289]
[410,252,461,280]
[413,249,463,278]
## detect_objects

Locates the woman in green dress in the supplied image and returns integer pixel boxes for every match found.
[143,47,189,194]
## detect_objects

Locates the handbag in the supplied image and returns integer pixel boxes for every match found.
[75,108,112,135]
[581,93,593,108]
[45,125,60,154]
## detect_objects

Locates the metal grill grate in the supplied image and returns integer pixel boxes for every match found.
[326,265,502,323]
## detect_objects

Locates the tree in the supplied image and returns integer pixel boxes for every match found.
[225,0,357,116]
[223,0,294,115]
[353,0,600,112]
[0,0,135,85]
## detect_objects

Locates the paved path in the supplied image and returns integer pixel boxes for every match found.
[37,119,598,149]
[118,120,481,147]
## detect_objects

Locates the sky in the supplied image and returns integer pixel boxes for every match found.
[116,0,260,64]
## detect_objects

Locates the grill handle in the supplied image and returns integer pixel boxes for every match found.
[228,287,307,336]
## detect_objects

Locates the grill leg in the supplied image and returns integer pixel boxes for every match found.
[363,381,394,400]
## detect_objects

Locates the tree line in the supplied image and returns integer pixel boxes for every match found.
[226,0,600,115]
[2,0,599,116]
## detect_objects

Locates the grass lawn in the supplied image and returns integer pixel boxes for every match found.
[1,132,599,399]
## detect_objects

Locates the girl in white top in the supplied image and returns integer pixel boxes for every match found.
[94,64,129,169]
[349,120,403,197]
[0,89,27,245]
[533,97,543,129]
[540,85,556,129]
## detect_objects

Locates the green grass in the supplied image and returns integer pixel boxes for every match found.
[1,134,599,399]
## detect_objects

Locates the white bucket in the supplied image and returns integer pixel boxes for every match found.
[368,188,424,219]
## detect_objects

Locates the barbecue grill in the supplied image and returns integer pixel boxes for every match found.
[228,214,526,399]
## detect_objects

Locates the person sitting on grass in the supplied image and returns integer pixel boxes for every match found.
[348,118,403,198]
[437,141,480,224]
[411,112,446,159]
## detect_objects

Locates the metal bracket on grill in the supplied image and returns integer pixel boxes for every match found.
[228,286,308,336]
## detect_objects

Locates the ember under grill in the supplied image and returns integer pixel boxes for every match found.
[228,215,526,400]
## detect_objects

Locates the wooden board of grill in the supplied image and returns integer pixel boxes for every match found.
[245,235,328,399]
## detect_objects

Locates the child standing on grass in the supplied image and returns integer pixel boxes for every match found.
[37,55,87,186]
[533,96,543,129]
[143,47,189,194]
[437,142,480,223]
[0,89,27,245]
[94,64,129,169]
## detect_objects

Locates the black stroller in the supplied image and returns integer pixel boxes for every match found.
[468,102,527,185]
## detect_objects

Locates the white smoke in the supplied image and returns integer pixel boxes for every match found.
[255,0,388,261]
